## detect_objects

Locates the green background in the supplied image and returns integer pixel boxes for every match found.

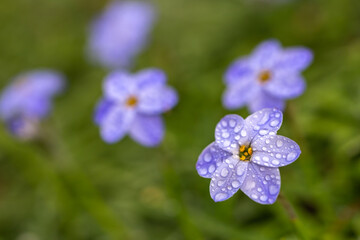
[0,0,360,239]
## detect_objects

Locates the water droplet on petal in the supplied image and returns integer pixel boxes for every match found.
[270,120,279,127]
[269,185,279,195]
[214,193,228,202]
[276,140,283,147]
[240,129,247,137]
[260,195,268,202]
[222,132,230,138]
[232,181,240,188]
[259,130,269,136]
[229,119,236,127]
[199,168,207,175]
[209,165,216,173]
[221,168,229,177]
[287,152,297,162]
[272,160,280,165]
[204,153,212,162]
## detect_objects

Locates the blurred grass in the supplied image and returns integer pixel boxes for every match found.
[0,0,360,239]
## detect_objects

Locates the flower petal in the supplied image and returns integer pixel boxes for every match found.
[248,90,285,113]
[240,162,280,204]
[264,73,306,99]
[245,108,283,141]
[251,135,301,167]
[196,142,232,178]
[26,70,65,96]
[222,80,258,110]
[251,40,282,70]
[129,114,164,147]
[94,98,115,125]
[210,156,248,202]
[100,106,134,143]
[103,71,137,101]
[224,57,253,85]
[23,97,51,119]
[137,86,178,114]
[135,68,166,89]
[275,47,313,72]
[215,114,250,153]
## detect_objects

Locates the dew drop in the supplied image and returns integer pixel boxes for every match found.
[276,140,283,147]
[199,168,207,175]
[221,168,229,177]
[287,152,297,162]
[229,119,236,127]
[270,120,279,127]
[222,132,230,138]
[204,153,212,162]
[214,193,228,202]
[260,195,268,202]
[271,160,280,165]
[240,129,247,137]
[259,130,269,136]
[269,185,279,195]
[209,165,216,173]
[232,181,240,188]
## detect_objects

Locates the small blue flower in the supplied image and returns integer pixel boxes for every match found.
[196,108,301,204]
[0,70,65,139]
[88,1,156,69]
[94,68,178,147]
[223,40,313,112]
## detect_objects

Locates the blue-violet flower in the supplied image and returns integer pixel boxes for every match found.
[196,108,301,204]
[94,68,178,147]
[88,1,156,69]
[223,40,313,112]
[0,70,65,139]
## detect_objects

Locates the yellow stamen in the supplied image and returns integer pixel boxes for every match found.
[258,70,272,84]
[239,145,253,162]
[125,96,138,107]
[239,145,246,152]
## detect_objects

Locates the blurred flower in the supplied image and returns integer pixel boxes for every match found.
[0,70,65,139]
[223,40,313,112]
[88,1,156,69]
[94,68,178,147]
[196,108,301,204]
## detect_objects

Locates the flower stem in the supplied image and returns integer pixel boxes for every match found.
[278,192,309,240]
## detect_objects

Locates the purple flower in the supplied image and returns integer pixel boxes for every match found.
[88,1,156,69]
[196,108,301,204]
[0,70,65,139]
[223,40,313,112]
[94,68,178,147]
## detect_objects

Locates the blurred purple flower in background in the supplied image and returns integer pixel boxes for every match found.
[94,68,178,147]
[223,40,313,112]
[196,108,301,204]
[88,1,156,69]
[0,70,65,139]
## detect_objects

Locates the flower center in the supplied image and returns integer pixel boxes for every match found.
[258,70,272,84]
[239,145,253,161]
[125,95,138,107]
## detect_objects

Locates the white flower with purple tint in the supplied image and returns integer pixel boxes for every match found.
[0,70,65,139]
[223,40,313,112]
[88,1,156,69]
[196,108,301,204]
[94,68,178,147]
